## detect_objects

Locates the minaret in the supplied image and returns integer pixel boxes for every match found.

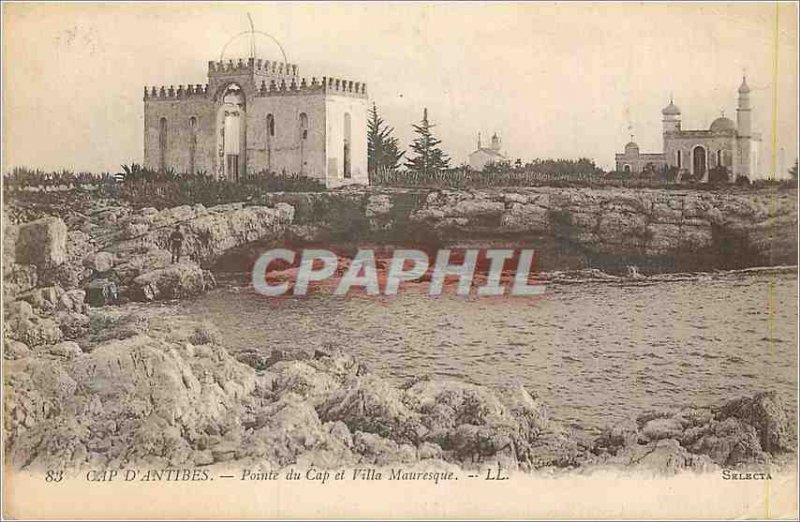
[661,94,681,134]
[736,75,753,178]
[736,75,751,137]
[477,132,482,150]
[490,133,501,151]
[661,94,681,154]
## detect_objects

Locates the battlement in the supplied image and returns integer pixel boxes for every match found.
[144,84,209,101]
[208,57,299,77]
[254,76,367,98]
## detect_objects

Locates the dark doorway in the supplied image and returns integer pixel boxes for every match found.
[692,146,706,178]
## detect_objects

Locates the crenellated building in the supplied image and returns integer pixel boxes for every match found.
[143,57,369,187]
[615,77,761,181]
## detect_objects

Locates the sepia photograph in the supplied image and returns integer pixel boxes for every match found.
[2,2,798,519]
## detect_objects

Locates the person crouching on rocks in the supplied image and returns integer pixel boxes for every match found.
[169,225,185,263]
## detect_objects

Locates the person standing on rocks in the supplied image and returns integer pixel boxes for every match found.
[169,225,185,263]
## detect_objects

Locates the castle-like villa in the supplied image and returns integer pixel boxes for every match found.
[143,56,369,187]
[616,77,761,181]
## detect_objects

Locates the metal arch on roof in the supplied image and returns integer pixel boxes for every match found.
[219,29,289,67]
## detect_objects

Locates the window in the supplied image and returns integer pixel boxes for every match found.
[159,117,167,172]
[717,150,723,167]
[299,112,308,140]
[676,150,682,169]
[267,114,275,137]
[343,112,352,178]
[189,117,197,175]
[623,164,631,173]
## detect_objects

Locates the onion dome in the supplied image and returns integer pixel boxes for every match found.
[738,76,751,94]
[662,100,681,116]
[710,117,736,132]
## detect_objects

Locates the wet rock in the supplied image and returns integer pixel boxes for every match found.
[132,263,215,301]
[593,420,638,455]
[444,423,517,467]
[85,278,119,306]
[15,217,67,269]
[641,417,684,442]
[682,417,768,466]
[717,391,795,453]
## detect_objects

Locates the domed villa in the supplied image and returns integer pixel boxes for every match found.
[615,77,761,182]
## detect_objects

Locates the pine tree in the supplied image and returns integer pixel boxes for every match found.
[405,108,450,174]
[367,103,404,173]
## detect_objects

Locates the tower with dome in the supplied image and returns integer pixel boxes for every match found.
[615,77,761,182]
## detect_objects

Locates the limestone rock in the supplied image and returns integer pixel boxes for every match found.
[3,301,62,347]
[717,391,795,453]
[4,339,31,360]
[55,311,90,340]
[18,286,64,312]
[131,262,215,301]
[83,252,115,273]
[58,289,87,313]
[15,217,67,269]
[319,374,422,443]
[47,341,83,359]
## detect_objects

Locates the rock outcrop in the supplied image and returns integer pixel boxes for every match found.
[2,201,294,304]
[259,187,797,272]
[3,308,795,474]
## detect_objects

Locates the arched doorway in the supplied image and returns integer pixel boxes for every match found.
[692,146,706,179]
[343,113,352,178]
[216,84,246,180]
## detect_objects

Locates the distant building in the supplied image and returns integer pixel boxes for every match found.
[615,77,761,181]
[143,54,369,188]
[468,133,506,171]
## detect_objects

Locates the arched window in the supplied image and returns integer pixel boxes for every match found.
[623,164,631,173]
[159,117,168,172]
[717,150,723,167]
[299,112,308,140]
[343,112,352,178]
[266,114,274,172]
[676,150,682,169]
[189,117,197,175]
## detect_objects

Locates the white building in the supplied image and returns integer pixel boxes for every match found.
[468,133,506,171]
[144,56,369,188]
[615,77,762,181]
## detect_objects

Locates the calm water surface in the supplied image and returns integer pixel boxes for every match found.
[181,271,798,434]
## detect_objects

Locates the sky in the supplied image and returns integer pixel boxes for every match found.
[2,2,798,174]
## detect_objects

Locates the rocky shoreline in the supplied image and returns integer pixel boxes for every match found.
[2,189,797,475]
[3,302,796,474]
